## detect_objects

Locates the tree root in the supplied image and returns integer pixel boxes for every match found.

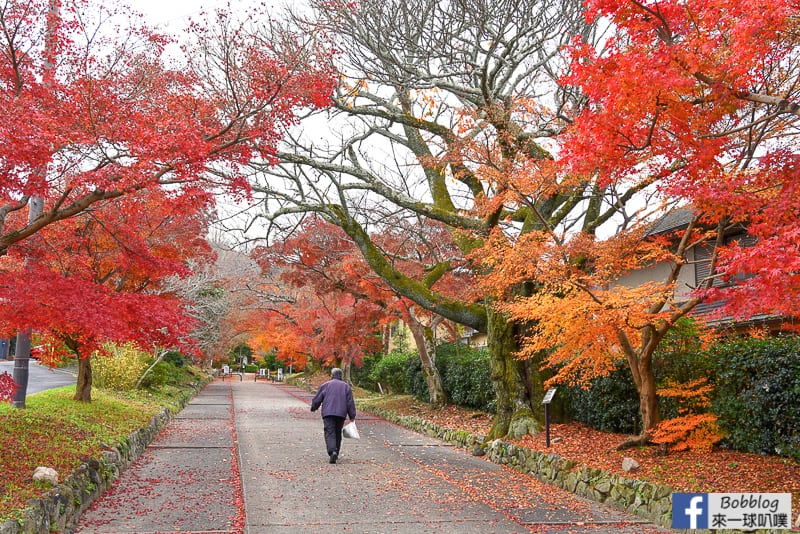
[616,433,652,451]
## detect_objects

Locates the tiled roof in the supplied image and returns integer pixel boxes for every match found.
[645,208,695,236]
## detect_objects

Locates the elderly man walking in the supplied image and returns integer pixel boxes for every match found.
[310,368,356,464]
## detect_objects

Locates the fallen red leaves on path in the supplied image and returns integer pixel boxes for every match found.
[370,395,800,524]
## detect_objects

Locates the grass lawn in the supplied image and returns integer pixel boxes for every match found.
[0,384,190,523]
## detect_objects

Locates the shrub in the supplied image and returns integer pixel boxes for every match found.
[652,378,723,452]
[369,350,414,394]
[394,343,494,411]
[352,352,380,391]
[91,343,149,391]
[139,361,169,388]
[163,351,186,367]
[138,355,200,389]
[564,364,641,434]
[710,336,800,460]
[652,318,712,420]
[436,343,495,413]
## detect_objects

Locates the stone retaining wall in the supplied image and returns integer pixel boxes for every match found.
[0,379,209,534]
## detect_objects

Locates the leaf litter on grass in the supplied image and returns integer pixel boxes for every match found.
[0,387,160,521]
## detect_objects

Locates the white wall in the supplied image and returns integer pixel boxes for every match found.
[612,247,697,304]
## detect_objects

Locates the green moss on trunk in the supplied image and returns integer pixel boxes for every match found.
[485,307,543,441]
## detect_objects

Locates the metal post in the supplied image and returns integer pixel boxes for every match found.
[545,403,551,447]
[541,387,557,448]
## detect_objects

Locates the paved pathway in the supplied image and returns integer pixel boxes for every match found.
[75,379,670,533]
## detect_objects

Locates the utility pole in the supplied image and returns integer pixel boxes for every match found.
[12,0,58,408]
[12,198,44,408]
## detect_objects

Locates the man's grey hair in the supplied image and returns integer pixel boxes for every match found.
[331,368,343,379]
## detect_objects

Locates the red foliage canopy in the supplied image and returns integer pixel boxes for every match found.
[0,190,214,359]
[563,0,800,322]
[0,0,334,254]
[0,0,335,366]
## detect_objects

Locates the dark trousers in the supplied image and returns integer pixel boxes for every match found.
[322,415,345,456]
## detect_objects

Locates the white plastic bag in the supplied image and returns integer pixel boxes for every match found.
[342,421,360,439]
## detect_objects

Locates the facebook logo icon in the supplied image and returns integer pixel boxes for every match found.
[673,493,709,529]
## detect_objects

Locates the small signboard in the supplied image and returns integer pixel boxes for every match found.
[541,388,558,447]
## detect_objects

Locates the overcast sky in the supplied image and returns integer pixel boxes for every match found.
[127,0,259,65]
[132,0,231,28]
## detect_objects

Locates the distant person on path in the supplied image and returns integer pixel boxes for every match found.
[310,368,356,464]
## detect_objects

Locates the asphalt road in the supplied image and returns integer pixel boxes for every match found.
[0,358,77,395]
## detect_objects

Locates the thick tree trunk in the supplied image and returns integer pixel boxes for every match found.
[618,346,660,450]
[74,356,92,402]
[485,307,543,441]
[638,355,660,433]
[406,311,447,406]
[342,357,352,384]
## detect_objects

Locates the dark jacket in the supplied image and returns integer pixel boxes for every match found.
[310,377,356,420]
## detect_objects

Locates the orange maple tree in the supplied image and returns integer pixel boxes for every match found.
[477,0,800,446]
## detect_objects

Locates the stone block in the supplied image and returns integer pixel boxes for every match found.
[595,477,612,494]
[32,467,58,485]
[621,457,639,472]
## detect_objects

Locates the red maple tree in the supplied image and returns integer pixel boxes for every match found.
[0,190,215,401]
[563,0,800,322]
[0,0,334,253]
[0,0,334,403]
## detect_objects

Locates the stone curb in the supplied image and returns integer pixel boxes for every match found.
[0,378,211,534]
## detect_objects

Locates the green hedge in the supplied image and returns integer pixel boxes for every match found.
[405,356,429,401]
[564,365,642,434]
[356,327,800,463]
[368,350,414,394]
[436,343,495,412]
[402,343,495,413]
[710,336,800,460]
[356,343,494,412]
[352,352,381,391]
